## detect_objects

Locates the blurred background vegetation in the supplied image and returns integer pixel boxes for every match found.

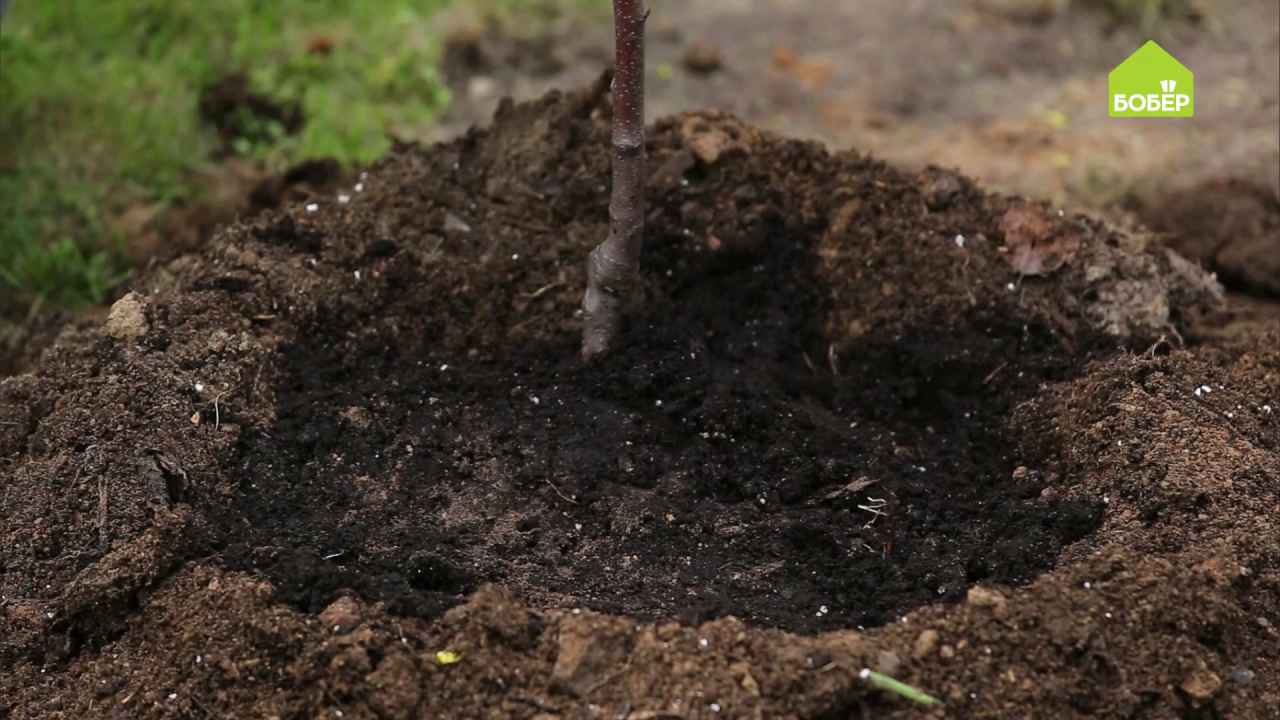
[0,0,1221,311]
[0,0,601,308]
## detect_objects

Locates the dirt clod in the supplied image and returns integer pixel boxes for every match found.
[319,595,364,634]
[551,614,634,698]
[965,586,1009,618]
[104,291,148,340]
[683,41,724,74]
[912,629,940,659]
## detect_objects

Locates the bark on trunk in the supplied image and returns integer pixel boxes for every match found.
[581,0,647,360]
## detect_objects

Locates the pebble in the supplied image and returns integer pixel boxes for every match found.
[913,629,940,659]
[1229,668,1255,684]
[876,650,901,676]
[1180,669,1222,700]
[104,292,149,340]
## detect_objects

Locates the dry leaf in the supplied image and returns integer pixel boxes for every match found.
[1000,205,1081,276]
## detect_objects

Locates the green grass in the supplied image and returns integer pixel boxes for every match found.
[2,0,577,308]
[860,669,942,706]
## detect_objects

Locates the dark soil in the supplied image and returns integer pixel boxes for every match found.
[0,303,78,379]
[1135,177,1280,299]
[2,85,1278,719]
[0,157,348,381]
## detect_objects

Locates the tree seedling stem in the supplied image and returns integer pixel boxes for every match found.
[581,0,647,360]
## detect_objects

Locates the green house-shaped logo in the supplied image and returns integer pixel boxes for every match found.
[1109,41,1194,118]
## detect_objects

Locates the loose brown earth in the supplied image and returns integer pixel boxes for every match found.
[2,83,1279,719]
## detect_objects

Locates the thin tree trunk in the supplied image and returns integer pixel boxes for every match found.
[581,0,647,360]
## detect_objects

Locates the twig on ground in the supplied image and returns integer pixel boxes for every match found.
[858,496,888,528]
[523,282,564,300]
[983,361,1009,385]
[72,444,99,485]
[545,477,578,505]
[251,362,265,402]
[210,389,229,429]
[510,695,561,714]
[98,475,110,549]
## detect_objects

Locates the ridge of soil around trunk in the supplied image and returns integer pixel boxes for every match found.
[2,85,1276,719]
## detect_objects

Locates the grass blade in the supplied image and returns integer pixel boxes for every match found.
[860,668,942,706]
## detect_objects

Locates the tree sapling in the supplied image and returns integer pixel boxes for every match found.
[581,0,648,360]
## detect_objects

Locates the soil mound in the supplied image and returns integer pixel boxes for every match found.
[1137,177,1280,299]
[2,84,1276,719]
